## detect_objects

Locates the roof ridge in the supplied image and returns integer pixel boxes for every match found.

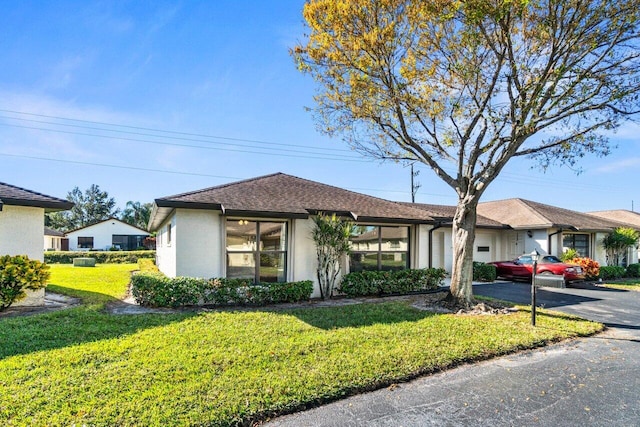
[155,172,285,200]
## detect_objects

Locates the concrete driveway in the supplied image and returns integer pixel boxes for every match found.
[266,282,640,426]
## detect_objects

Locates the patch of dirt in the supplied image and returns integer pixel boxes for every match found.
[416,291,518,315]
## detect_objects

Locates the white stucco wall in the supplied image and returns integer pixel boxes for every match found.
[66,219,149,251]
[155,209,223,279]
[415,224,431,269]
[291,218,322,297]
[0,205,44,261]
[155,212,177,277]
[0,205,45,306]
[175,209,222,278]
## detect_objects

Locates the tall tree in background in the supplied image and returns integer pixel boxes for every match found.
[293,0,640,304]
[46,184,119,231]
[120,201,152,230]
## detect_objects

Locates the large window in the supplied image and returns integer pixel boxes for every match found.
[112,235,147,251]
[77,237,94,249]
[226,220,287,283]
[349,225,410,272]
[563,233,590,257]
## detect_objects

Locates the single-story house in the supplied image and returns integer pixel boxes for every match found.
[44,227,67,251]
[0,182,73,306]
[587,209,640,264]
[66,218,150,251]
[476,199,638,265]
[148,173,636,297]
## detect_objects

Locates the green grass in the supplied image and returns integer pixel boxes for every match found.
[601,279,640,291]
[0,265,604,426]
[46,263,136,305]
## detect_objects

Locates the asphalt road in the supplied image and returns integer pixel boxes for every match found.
[266,282,640,426]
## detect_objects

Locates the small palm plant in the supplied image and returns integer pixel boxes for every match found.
[311,213,353,299]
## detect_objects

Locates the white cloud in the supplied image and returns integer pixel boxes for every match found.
[594,157,640,173]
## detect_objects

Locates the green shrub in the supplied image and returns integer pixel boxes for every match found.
[131,273,313,308]
[137,258,159,273]
[560,248,579,262]
[130,273,204,308]
[338,268,446,297]
[599,265,626,280]
[473,262,496,282]
[0,255,50,310]
[45,250,155,264]
[626,263,640,278]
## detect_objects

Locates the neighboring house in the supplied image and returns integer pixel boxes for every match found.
[148,173,638,297]
[477,198,635,266]
[44,227,67,251]
[66,218,150,251]
[0,182,73,306]
[587,209,640,265]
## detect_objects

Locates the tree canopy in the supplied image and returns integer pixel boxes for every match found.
[294,0,640,303]
[120,201,153,230]
[46,184,119,232]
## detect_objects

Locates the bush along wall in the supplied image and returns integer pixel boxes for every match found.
[45,250,156,264]
[338,268,447,298]
[130,273,313,308]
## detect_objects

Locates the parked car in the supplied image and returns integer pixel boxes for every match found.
[489,254,585,283]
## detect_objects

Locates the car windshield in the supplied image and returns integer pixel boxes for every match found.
[542,256,562,263]
[517,256,532,264]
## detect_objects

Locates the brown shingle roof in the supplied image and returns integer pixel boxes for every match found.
[477,198,623,231]
[399,202,507,228]
[0,182,73,211]
[587,210,640,229]
[150,173,435,230]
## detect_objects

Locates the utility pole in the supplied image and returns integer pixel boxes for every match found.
[411,163,421,203]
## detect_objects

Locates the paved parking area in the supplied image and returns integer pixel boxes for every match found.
[267,282,640,426]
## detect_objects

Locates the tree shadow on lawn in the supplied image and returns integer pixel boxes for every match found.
[0,287,196,360]
[280,300,440,330]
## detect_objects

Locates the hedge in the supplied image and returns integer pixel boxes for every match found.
[599,265,626,280]
[130,273,313,308]
[45,250,156,264]
[338,268,446,298]
[626,263,640,278]
[472,262,497,282]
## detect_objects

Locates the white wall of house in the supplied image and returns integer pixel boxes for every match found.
[0,205,44,261]
[155,212,177,277]
[291,218,324,298]
[415,224,431,269]
[176,209,222,278]
[156,209,223,279]
[66,219,149,251]
[44,235,63,251]
[0,205,45,306]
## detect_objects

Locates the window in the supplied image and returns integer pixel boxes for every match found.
[563,233,590,257]
[349,225,410,272]
[226,220,287,283]
[166,223,172,246]
[112,235,147,251]
[477,246,490,252]
[77,237,94,249]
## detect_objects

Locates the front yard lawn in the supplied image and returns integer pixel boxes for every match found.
[0,264,604,426]
[600,279,640,291]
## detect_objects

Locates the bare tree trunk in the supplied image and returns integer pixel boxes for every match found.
[449,196,478,305]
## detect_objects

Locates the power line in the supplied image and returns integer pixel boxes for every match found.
[0,122,371,163]
[0,108,354,153]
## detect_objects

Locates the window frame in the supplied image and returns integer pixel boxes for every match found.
[348,225,410,272]
[77,236,94,249]
[563,233,590,257]
[225,219,288,283]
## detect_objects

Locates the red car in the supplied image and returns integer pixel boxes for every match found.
[490,254,585,283]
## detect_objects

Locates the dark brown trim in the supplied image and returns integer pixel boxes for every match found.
[0,198,73,211]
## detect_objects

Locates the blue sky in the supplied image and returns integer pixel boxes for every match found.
[1,1,638,214]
